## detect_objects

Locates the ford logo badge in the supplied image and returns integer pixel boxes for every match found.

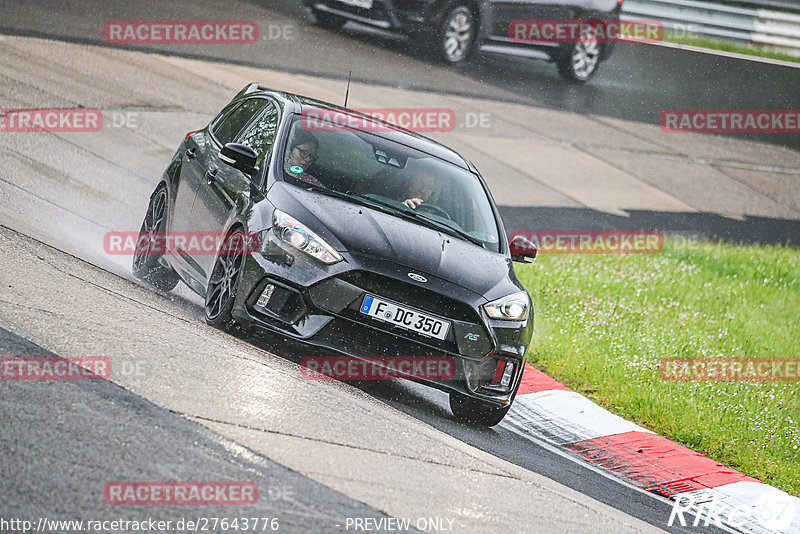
[408,273,427,283]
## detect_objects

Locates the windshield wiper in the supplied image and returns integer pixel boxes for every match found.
[406,211,485,248]
[307,187,406,218]
[305,186,356,201]
[306,187,390,212]
[356,194,410,214]
[307,187,416,221]
[359,195,485,248]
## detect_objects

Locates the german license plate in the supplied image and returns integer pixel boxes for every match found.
[337,0,373,8]
[360,294,450,340]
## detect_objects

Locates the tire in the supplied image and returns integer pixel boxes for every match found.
[449,392,510,427]
[312,8,347,30]
[437,6,476,64]
[204,229,247,332]
[556,26,601,83]
[132,185,180,291]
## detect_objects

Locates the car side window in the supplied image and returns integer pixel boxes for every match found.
[211,98,270,146]
[209,102,237,132]
[238,102,279,165]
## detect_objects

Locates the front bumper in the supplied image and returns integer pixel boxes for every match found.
[231,241,532,407]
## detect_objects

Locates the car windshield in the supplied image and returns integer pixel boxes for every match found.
[280,113,501,250]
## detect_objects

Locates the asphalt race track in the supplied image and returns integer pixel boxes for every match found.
[0,1,797,533]
[2,0,799,151]
[2,0,799,245]
[0,227,669,533]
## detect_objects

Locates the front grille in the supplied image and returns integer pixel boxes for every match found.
[314,317,460,376]
[337,271,480,323]
[342,304,458,352]
[332,271,486,354]
[314,317,457,359]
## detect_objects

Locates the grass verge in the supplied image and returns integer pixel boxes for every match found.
[662,34,800,64]
[515,237,800,496]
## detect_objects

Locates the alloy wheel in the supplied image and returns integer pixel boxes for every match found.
[442,8,475,63]
[205,233,244,322]
[570,29,600,80]
[133,188,167,272]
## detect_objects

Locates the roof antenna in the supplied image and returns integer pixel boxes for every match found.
[344,70,352,108]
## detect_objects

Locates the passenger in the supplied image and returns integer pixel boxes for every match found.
[285,132,323,187]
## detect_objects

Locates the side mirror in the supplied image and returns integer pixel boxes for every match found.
[220,143,259,176]
[509,234,537,263]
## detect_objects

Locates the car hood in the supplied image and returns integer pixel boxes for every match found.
[269,183,519,301]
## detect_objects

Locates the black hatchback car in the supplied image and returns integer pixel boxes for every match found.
[133,83,536,426]
[303,0,621,81]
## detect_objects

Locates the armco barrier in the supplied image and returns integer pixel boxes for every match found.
[621,0,800,57]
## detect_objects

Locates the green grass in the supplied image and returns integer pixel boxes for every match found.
[662,33,800,64]
[515,237,800,496]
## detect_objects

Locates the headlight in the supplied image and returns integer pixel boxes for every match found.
[271,210,342,264]
[483,291,530,321]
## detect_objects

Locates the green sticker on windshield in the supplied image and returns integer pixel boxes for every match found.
[289,165,304,173]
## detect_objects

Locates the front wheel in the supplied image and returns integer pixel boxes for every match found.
[132,185,180,291]
[437,6,476,64]
[556,28,601,83]
[204,230,247,332]
[449,392,510,427]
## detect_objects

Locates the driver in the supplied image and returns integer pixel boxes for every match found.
[400,171,438,210]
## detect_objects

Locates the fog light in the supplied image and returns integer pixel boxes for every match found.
[257,284,275,308]
[491,360,515,388]
[491,360,506,386]
[501,362,515,387]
